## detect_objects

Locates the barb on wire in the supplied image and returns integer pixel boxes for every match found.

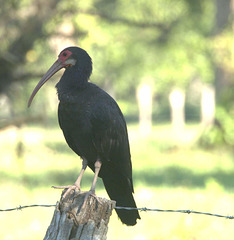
[0,204,56,212]
[0,204,233,219]
[115,206,234,219]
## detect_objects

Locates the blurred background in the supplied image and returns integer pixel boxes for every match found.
[0,0,233,239]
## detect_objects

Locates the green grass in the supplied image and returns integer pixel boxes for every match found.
[0,124,234,240]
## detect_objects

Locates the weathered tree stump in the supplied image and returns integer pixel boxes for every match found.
[44,190,116,240]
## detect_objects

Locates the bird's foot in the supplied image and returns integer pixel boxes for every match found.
[79,189,102,210]
[52,184,81,199]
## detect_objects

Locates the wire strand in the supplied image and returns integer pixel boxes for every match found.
[0,204,56,212]
[115,206,234,219]
[0,204,233,219]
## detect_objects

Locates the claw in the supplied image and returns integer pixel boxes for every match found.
[84,190,101,204]
[76,190,101,213]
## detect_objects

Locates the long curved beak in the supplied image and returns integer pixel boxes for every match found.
[28,59,64,107]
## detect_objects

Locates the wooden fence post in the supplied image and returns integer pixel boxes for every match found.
[43,190,116,240]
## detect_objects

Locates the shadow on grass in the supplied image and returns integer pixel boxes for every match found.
[134,166,234,190]
[0,169,104,190]
[1,166,234,191]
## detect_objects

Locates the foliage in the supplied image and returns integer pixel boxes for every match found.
[0,0,219,95]
[199,107,234,148]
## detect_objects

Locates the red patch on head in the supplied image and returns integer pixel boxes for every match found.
[58,50,72,62]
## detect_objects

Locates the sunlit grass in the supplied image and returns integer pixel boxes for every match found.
[108,187,234,240]
[0,123,234,239]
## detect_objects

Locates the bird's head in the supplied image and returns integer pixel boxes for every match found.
[28,46,92,107]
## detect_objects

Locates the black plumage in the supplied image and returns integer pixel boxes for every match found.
[28,46,140,226]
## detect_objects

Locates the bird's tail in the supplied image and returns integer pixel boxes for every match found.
[101,169,140,226]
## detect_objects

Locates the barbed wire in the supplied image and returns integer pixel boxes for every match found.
[0,204,56,212]
[115,206,234,219]
[0,204,233,219]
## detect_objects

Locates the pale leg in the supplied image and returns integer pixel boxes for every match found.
[82,159,102,206]
[90,160,102,193]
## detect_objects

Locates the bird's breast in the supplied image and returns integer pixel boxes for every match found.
[58,100,97,161]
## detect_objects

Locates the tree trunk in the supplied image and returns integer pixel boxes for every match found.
[44,191,116,240]
[137,83,152,137]
[169,88,185,133]
[213,0,232,102]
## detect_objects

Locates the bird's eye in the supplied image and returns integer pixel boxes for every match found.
[63,52,67,57]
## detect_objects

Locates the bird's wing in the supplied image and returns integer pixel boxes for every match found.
[90,97,133,181]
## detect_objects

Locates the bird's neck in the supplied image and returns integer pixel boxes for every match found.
[56,66,89,99]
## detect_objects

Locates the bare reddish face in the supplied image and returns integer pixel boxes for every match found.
[58,50,73,63]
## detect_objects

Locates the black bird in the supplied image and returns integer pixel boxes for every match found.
[28,46,140,226]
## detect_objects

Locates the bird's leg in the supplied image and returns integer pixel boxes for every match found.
[90,159,102,194]
[52,158,88,198]
[73,158,88,190]
[82,159,102,207]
